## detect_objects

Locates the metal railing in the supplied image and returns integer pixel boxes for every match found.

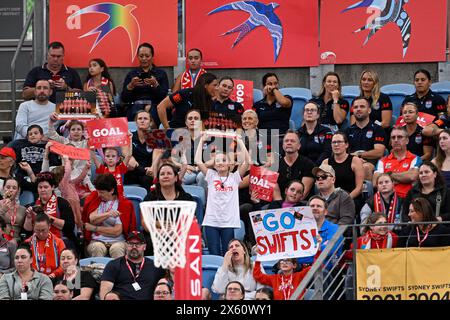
[10,7,34,134]
[292,220,450,300]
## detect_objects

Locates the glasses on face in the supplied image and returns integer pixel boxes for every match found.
[391,135,406,141]
[126,242,144,247]
[304,108,317,113]
[154,291,170,296]
[315,175,330,181]
[331,140,345,145]
[227,287,242,292]
[279,260,294,265]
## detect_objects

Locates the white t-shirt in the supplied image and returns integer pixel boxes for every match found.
[203,169,241,228]
[92,199,125,243]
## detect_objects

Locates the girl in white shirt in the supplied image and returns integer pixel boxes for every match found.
[196,134,249,255]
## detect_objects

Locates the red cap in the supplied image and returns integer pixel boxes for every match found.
[0,147,16,160]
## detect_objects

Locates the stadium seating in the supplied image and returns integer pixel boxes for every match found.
[380,83,415,117]
[279,87,312,130]
[123,185,148,231]
[431,81,450,101]
[128,121,137,132]
[201,255,224,294]
[342,85,360,102]
[79,256,113,267]
[253,88,263,103]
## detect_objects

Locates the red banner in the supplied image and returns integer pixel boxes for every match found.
[186,0,318,68]
[395,112,436,128]
[49,0,178,67]
[249,165,279,202]
[229,79,254,110]
[49,140,91,160]
[174,219,202,300]
[86,117,129,148]
[320,0,447,64]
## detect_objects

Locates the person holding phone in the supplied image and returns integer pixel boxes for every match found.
[121,42,169,122]
[22,42,82,103]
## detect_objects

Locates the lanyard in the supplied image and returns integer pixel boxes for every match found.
[125,259,145,282]
[280,274,293,300]
[101,200,117,214]
[416,226,430,247]
[9,204,17,238]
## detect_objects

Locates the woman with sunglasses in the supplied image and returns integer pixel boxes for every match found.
[398,197,450,247]
[0,245,53,300]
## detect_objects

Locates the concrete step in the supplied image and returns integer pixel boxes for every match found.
[0,80,25,91]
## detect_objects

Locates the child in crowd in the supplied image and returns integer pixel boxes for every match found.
[42,142,89,229]
[195,133,249,256]
[92,137,132,197]
[48,113,95,198]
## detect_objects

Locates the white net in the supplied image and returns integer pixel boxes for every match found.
[140,200,197,269]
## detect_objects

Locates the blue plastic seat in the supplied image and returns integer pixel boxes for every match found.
[123,185,148,231]
[253,89,263,103]
[381,84,416,117]
[202,255,224,294]
[342,85,360,101]
[79,257,113,267]
[128,121,137,132]
[234,220,246,241]
[431,81,450,101]
[182,185,206,209]
[19,190,35,206]
[279,87,312,130]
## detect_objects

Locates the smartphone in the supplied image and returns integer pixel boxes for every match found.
[139,72,149,80]
[52,74,61,81]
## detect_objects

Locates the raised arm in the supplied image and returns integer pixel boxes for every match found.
[157,96,174,129]
[195,134,209,175]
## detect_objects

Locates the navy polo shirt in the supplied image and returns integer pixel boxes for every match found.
[310,96,350,127]
[121,66,169,105]
[168,88,194,128]
[350,93,392,123]
[298,124,333,165]
[213,98,244,118]
[252,94,293,134]
[402,90,446,119]
[23,63,82,103]
[345,121,386,153]
[407,125,433,157]
[131,131,153,168]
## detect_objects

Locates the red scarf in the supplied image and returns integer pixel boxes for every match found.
[36,194,61,237]
[181,68,207,89]
[373,192,399,224]
[360,230,394,249]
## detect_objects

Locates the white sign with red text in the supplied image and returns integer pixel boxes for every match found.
[250,207,319,261]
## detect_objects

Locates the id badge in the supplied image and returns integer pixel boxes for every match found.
[132,282,141,291]
[21,292,28,300]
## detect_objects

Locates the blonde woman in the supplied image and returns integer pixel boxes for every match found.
[350,70,393,129]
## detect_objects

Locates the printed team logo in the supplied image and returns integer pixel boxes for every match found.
[208,1,283,62]
[415,135,422,144]
[227,104,235,110]
[341,0,412,57]
[366,130,373,138]
[314,136,319,144]
[67,2,141,62]
[402,163,409,168]
[425,100,433,109]
[373,102,380,110]
[385,163,392,169]
[319,134,325,143]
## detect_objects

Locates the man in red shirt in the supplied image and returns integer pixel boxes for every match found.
[373,126,421,198]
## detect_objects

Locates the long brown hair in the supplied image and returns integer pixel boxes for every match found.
[318,71,343,99]
[362,212,387,234]
[227,239,252,274]
[410,197,438,227]
[434,129,450,170]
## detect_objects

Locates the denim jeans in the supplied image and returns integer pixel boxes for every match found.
[204,226,235,256]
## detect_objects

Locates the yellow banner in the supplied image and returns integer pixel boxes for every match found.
[356,247,450,300]
[356,248,407,300]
